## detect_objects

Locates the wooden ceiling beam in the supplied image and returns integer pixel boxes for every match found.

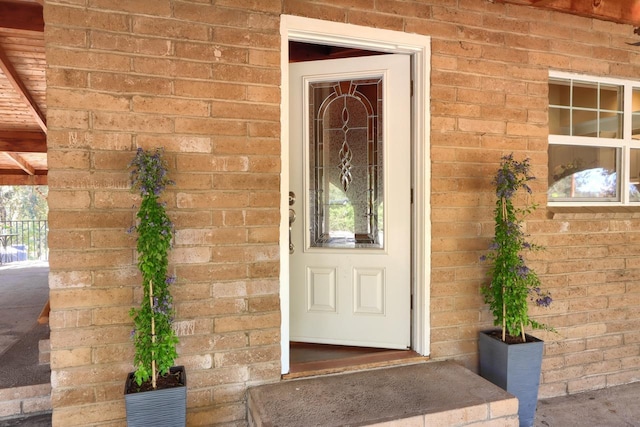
[0,131,46,153]
[0,43,47,133]
[0,174,47,185]
[496,0,640,26]
[0,1,44,33]
[4,152,35,175]
[530,0,561,5]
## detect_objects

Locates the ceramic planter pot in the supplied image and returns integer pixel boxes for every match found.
[124,366,187,427]
[478,330,543,427]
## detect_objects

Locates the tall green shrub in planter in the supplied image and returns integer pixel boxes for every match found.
[125,148,186,427]
[480,154,553,341]
[479,154,553,427]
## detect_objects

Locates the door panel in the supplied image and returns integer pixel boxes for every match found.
[289,54,411,349]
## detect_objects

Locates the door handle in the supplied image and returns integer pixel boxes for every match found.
[289,208,296,254]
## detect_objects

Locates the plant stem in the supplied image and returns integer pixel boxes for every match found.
[502,291,506,342]
[149,280,157,390]
[501,198,507,343]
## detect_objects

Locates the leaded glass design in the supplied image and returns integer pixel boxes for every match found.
[309,77,383,248]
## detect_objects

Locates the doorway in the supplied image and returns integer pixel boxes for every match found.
[280,15,431,375]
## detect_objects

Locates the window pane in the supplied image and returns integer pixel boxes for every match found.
[573,81,597,108]
[630,149,640,202]
[572,110,597,136]
[548,145,619,201]
[599,112,622,138]
[600,84,622,110]
[549,107,569,135]
[633,88,640,139]
[549,79,570,106]
[600,84,623,138]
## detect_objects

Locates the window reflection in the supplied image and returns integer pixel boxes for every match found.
[548,145,620,200]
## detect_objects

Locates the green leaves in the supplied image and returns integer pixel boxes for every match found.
[129,148,178,387]
[481,154,553,341]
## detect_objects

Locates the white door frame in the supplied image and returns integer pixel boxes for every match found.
[279,15,431,374]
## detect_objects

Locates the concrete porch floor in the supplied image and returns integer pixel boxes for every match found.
[0,261,51,425]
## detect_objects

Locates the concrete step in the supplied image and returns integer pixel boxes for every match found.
[0,384,51,421]
[248,360,519,427]
[38,339,49,365]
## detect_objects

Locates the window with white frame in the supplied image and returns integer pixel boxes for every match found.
[548,71,640,205]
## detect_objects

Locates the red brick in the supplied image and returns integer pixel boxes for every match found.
[214,313,280,333]
[187,402,246,426]
[174,42,248,64]
[90,31,172,55]
[51,387,96,407]
[46,5,130,31]
[89,0,172,16]
[50,348,92,368]
[46,26,87,48]
[90,73,172,96]
[52,400,125,426]
[175,117,247,136]
[211,27,280,50]
[173,2,250,26]
[46,69,89,90]
[48,88,130,111]
[47,109,89,130]
[132,16,209,41]
[46,47,131,72]
[214,345,279,367]
[133,57,210,79]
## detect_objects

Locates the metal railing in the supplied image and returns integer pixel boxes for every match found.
[0,220,48,263]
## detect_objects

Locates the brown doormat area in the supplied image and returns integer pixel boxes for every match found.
[0,322,50,389]
[287,342,426,378]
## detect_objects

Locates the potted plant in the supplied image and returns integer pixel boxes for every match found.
[124,147,186,427]
[478,154,553,427]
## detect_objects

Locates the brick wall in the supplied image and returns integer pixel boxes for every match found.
[45,1,281,425]
[44,0,640,425]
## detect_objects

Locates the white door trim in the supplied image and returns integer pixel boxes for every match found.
[279,15,431,374]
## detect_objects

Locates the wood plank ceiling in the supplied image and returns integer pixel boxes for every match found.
[0,1,638,185]
[0,0,46,185]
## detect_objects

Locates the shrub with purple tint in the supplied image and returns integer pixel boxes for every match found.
[481,154,554,342]
[128,148,178,388]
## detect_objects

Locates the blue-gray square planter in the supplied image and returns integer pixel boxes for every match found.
[124,366,187,427]
[478,330,543,427]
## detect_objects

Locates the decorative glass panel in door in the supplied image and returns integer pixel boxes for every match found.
[309,78,383,249]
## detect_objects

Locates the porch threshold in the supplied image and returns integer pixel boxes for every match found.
[248,360,519,427]
[286,344,428,380]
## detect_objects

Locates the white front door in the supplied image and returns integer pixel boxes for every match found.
[289,54,411,349]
